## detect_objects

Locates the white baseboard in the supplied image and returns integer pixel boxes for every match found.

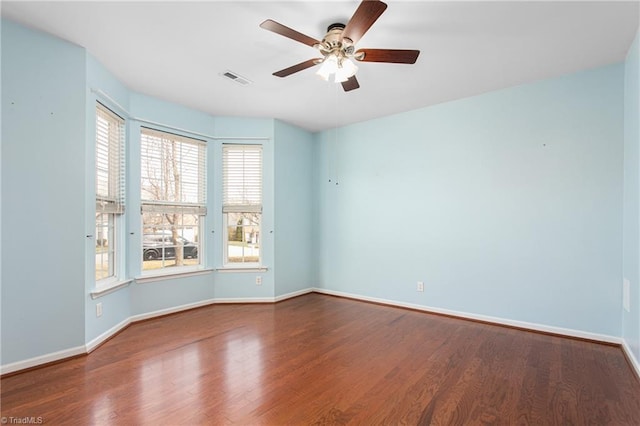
[212,297,275,304]
[622,340,640,379]
[1,288,314,375]
[275,288,314,302]
[85,318,131,353]
[4,287,631,378]
[0,345,86,375]
[129,297,219,323]
[312,288,622,345]
[215,288,314,304]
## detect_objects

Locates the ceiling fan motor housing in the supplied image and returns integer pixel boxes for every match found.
[321,23,353,50]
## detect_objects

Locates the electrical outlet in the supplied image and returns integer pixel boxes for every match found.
[256,276,262,286]
[623,278,631,312]
[96,302,103,318]
[417,281,424,292]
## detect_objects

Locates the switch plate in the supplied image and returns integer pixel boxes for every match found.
[256,276,262,286]
[417,281,424,292]
[96,302,103,318]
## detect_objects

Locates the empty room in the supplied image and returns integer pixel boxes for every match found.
[1,0,640,424]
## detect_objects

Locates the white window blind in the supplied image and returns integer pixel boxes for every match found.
[222,144,262,213]
[96,103,125,214]
[140,128,207,214]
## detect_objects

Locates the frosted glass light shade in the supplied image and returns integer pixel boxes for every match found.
[316,55,338,81]
[316,55,358,83]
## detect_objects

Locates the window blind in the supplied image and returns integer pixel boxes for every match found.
[140,127,207,213]
[96,103,125,214]
[222,144,262,213]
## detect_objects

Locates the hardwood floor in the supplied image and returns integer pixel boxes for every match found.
[2,293,639,425]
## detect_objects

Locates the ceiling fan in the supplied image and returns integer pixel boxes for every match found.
[260,0,420,92]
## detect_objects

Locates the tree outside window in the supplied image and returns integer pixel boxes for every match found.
[140,128,206,272]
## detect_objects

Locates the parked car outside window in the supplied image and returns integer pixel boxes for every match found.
[142,234,198,261]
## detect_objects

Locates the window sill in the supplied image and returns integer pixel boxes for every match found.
[216,266,269,273]
[91,279,133,299]
[135,268,214,284]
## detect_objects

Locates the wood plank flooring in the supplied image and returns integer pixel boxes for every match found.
[2,293,639,425]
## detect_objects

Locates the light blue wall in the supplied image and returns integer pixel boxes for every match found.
[126,102,278,309]
[127,93,217,315]
[211,116,277,300]
[2,16,637,370]
[623,30,640,362]
[315,64,624,336]
[84,54,132,343]
[1,20,304,368]
[1,20,87,363]
[212,116,273,138]
[273,120,315,296]
[1,18,3,364]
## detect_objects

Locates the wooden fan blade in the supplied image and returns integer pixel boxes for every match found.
[356,49,420,64]
[260,19,320,48]
[342,0,388,45]
[273,58,322,77]
[341,76,360,92]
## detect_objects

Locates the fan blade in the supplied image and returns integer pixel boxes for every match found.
[341,76,360,92]
[356,49,420,64]
[273,58,322,77]
[342,0,388,45]
[260,19,321,48]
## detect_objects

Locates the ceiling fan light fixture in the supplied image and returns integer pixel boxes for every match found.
[334,71,349,83]
[334,59,358,83]
[316,54,358,83]
[316,54,338,81]
[341,58,358,78]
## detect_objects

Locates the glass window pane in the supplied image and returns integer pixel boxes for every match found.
[95,213,114,281]
[142,212,200,271]
[226,213,260,264]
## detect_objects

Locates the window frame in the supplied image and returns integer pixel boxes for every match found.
[95,211,116,281]
[222,211,262,266]
[222,144,263,268]
[95,102,125,288]
[140,127,207,276]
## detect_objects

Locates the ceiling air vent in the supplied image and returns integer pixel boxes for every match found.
[221,70,252,86]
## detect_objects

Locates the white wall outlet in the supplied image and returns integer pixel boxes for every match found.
[256,276,262,286]
[96,302,103,318]
[623,278,631,313]
[417,281,424,292]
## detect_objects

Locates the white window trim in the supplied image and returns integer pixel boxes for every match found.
[136,268,214,284]
[216,267,268,273]
[138,261,206,279]
[95,212,118,287]
[90,279,133,299]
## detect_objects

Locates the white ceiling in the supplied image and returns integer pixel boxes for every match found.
[2,1,639,132]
